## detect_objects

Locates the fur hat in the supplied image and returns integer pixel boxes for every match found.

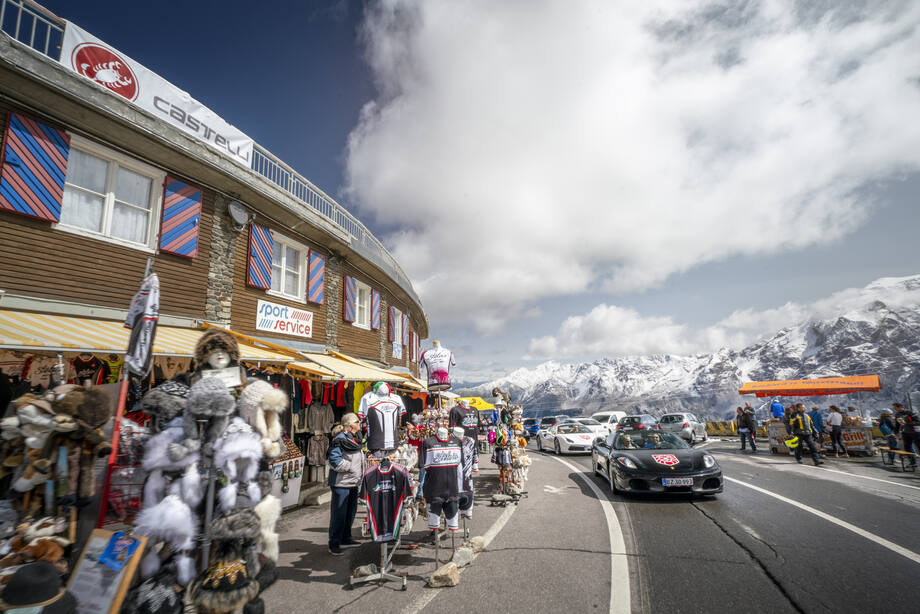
[134,495,196,552]
[211,509,262,542]
[77,388,112,428]
[142,418,199,474]
[191,542,259,614]
[140,381,189,425]
[237,382,286,459]
[194,329,240,370]
[124,561,183,614]
[51,388,85,417]
[188,378,235,418]
[253,495,281,563]
[214,418,263,512]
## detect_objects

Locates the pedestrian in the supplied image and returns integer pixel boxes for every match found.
[735,407,745,450]
[893,402,920,467]
[878,408,898,464]
[808,405,825,450]
[739,406,757,453]
[327,413,365,555]
[789,405,823,466]
[827,405,848,458]
[771,398,790,435]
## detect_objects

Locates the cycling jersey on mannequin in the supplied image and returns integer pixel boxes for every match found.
[419,345,456,388]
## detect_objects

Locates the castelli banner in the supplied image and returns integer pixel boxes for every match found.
[58,22,254,167]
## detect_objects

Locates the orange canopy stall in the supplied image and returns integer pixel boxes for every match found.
[738,375,882,398]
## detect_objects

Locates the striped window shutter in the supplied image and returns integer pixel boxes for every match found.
[307,251,325,304]
[0,112,70,222]
[246,223,273,289]
[387,306,396,342]
[401,314,409,345]
[371,289,381,330]
[343,275,357,322]
[159,176,202,257]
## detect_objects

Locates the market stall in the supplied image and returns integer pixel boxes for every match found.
[739,375,881,456]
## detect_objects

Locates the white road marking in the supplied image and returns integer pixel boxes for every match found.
[552,456,631,614]
[816,465,920,492]
[406,493,518,614]
[725,477,920,566]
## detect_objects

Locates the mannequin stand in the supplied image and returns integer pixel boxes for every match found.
[349,537,407,590]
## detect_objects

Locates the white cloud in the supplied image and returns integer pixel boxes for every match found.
[346,0,920,332]
[526,274,920,358]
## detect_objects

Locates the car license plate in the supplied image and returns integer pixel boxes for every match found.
[662,477,693,486]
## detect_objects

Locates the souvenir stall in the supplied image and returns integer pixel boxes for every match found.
[739,375,881,456]
[487,390,531,502]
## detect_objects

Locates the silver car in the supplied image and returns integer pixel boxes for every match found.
[656,413,708,444]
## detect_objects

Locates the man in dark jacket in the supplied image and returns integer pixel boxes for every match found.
[327,413,365,555]
[894,403,919,467]
[739,407,757,453]
[789,405,823,466]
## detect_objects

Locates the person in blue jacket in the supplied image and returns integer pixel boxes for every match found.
[326,413,365,555]
[771,399,791,434]
[878,408,898,464]
[808,405,825,450]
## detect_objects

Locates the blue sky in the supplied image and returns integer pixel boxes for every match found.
[42,1,920,383]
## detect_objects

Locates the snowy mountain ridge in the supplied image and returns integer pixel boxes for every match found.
[461,275,920,421]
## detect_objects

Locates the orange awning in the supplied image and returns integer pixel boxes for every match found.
[738,375,882,398]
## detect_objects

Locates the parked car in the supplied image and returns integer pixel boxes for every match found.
[592,430,722,495]
[538,415,563,434]
[567,417,610,437]
[591,411,628,429]
[657,413,708,444]
[536,423,595,454]
[616,415,658,432]
[522,418,540,439]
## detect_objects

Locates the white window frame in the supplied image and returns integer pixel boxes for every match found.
[53,134,164,253]
[391,306,403,348]
[353,280,371,329]
[267,231,308,303]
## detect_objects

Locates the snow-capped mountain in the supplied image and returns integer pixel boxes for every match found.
[461,275,920,421]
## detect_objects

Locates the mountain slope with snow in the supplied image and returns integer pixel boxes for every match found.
[462,275,920,421]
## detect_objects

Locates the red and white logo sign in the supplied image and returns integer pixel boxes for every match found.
[652,454,680,466]
[71,43,138,101]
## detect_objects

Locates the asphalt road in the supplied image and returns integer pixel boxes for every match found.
[264,439,920,613]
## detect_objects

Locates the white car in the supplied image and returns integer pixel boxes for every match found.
[567,417,611,437]
[591,411,628,429]
[536,423,595,454]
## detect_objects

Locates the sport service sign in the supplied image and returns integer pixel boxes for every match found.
[257,300,313,339]
[58,23,254,167]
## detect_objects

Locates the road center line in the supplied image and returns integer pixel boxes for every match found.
[552,456,631,614]
[816,465,920,492]
[725,477,920,565]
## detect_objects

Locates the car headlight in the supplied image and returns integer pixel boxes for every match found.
[702,454,716,468]
[616,456,637,469]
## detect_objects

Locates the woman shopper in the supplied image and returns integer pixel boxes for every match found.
[827,405,848,458]
[327,413,365,555]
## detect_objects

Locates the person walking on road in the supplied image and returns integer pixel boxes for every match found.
[738,407,757,453]
[789,405,823,466]
[735,407,745,450]
[808,405,825,450]
[878,408,898,464]
[894,402,920,467]
[827,405,848,458]
[327,413,365,555]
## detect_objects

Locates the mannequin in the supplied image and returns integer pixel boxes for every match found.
[419,426,462,535]
[357,382,406,452]
[418,341,456,392]
[449,398,482,441]
[452,426,476,520]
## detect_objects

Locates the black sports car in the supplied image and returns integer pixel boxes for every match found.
[591,431,722,495]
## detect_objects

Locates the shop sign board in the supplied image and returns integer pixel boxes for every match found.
[58,23,254,167]
[257,299,313,338]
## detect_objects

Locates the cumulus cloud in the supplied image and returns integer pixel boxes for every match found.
[526,274,920,358]
[346,0,920,333]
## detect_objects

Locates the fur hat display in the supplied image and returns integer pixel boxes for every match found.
[194,329,240,370]
[50,387,84,417]
[124,560,183,614]
[134,495,197,581]
[253,495,281,563]
[214,419,263,512]
[171,378,234,462]
[190,542,259,614]
[140,381,190,431]
[211,509,261,542]
[237,381,286,459]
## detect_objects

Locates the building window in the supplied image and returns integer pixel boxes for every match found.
[354,280,371,329]
[269,234,306,301]
[56,135,163,250]
[392,307,403,345]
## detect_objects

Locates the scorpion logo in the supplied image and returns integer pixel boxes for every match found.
[72,43,139,101]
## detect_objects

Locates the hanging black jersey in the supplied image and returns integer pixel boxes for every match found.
[361,398,406,451]
[359,464,413,542]
[449,406,481,440]
[459,436,476,495]
[420,435,462,502]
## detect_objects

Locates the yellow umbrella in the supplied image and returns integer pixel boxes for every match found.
[459,396,494,410]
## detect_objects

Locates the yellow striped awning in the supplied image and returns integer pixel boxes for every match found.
[288,352,409,382]
[0,310,294,362]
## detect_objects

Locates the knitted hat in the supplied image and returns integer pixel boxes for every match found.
[187,378,235,417]
[194,329,240,369]
[0,562,77,613]
[191,544,259,614]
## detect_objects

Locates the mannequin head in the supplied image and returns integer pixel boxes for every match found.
[452,426,464,440]
[207,350,231,369]
[373,382,390,397]
[436,426,449,441]
[432,340,441,348]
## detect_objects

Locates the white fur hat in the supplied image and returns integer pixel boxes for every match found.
[237,381,286,459]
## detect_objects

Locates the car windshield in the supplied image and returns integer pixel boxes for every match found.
[540,418,556,425]
[576,418,601,425]
[613,432,689,450]
[621,416,641,425]
[659,415,685,423]
[557,424,591,434]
